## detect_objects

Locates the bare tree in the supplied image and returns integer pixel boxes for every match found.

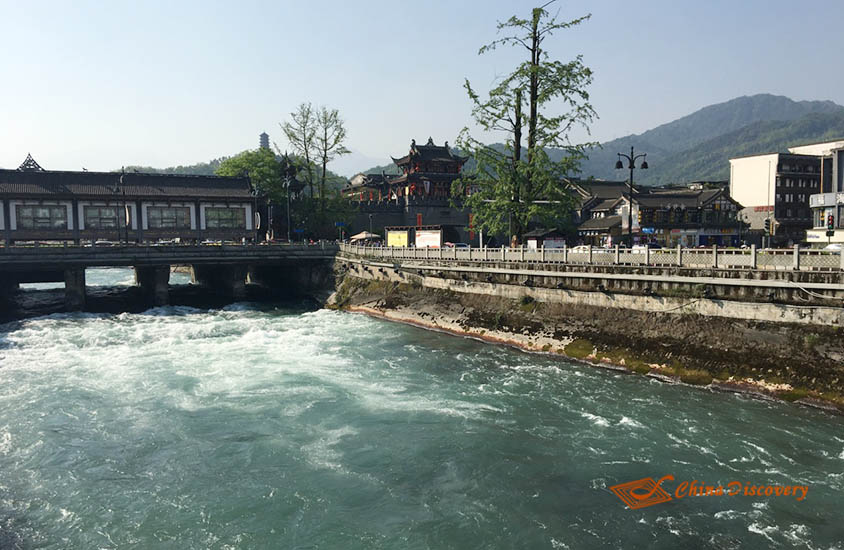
[314,106,350,212]
[281,103,317,199]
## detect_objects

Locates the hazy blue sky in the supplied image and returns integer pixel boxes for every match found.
[2,0,844,176]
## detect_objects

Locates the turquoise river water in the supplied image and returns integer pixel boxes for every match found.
[0,268,842,549]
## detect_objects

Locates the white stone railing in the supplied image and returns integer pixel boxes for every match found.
[339,243,844,271]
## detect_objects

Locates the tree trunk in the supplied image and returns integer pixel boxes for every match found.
[526,10,540,202]
[513,88,523,241]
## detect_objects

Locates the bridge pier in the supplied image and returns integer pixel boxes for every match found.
[0,273,19,297]
[191,264,247,300]
[64,268,86,310]
[134,265,170,306]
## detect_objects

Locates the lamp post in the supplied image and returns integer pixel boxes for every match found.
[283,153,296,243]
[615,146,648,247]
[113,171,129,244]
[368,213,373,235]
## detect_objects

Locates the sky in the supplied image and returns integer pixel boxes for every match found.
[2,0,844,176]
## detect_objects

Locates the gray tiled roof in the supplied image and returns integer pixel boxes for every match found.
[578,215,622,231]
[0,169,252,199]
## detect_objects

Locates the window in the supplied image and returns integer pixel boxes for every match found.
[148,206,191,229]
[84,206,120,229]
[205,207,245,229]
[16,204,67,229]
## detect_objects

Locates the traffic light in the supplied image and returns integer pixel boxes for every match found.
[764,218,771,234]
[828,214,835,231]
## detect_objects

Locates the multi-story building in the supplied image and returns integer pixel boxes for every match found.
[729,152,821,246]
[790,140,844,245]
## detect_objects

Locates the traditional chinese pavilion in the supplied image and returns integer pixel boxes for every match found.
[345,138,469,204]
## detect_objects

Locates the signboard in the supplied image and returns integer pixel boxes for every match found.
[415,229,442,248]
[335,221,345,227]
[827,230,836,237]
[641,227,655,234]
[386,230,409,247]
[544,238,566,249]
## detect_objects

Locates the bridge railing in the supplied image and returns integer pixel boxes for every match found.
[339,243,844,271]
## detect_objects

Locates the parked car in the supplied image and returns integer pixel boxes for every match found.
[443,242,470,248]
[823,243,843,251]
[631,243,662,253]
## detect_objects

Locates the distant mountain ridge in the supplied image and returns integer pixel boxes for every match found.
[357,94,844,186]
[576,94,844,184]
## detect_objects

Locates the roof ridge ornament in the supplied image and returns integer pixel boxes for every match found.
[18,153,44,172]
[426,137,434,146]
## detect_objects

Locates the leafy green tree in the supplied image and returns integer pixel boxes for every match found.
[314,106,350,213]
[281,103,317,200]
[215,148,286,201]
[454,1,596,242]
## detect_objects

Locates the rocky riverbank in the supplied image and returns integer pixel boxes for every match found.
[328,275,844,413]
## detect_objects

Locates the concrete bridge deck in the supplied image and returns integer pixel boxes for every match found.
[0,243,338,309]
[0,243,338,272]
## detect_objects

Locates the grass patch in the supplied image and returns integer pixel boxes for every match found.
[564,339,593,360]
[803,333,820,350]
[677,368,714,386]
[541,343,552,352]
[629,362,652,375]
[714,370,731,381]
[778,388,810,402]
[518,295,536,313]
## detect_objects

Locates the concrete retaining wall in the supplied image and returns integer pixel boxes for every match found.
[338,257,844,327]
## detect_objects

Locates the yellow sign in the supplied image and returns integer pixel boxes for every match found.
[387,230,408,247]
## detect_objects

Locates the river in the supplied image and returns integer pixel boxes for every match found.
[0,269,841,548]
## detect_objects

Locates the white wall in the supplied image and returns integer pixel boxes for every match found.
[729,154,778,208]
[788,141,844,156]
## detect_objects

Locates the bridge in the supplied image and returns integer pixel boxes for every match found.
[0,243,338,309]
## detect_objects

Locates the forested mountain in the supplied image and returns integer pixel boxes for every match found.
[638,112,844,185]
[122,158,229,176]
[123,154,347,191]
[575,94,844,184]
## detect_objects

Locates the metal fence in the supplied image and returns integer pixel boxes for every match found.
[340,243,844,271]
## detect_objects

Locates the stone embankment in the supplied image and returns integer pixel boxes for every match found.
[328,261,844,413]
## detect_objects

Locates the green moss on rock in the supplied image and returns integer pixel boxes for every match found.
[564,339,594,359]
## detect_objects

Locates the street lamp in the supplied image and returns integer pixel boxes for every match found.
[615,146,648,247]
[282,153,297,243]
[113,170,129,244]
[368,213,373,235]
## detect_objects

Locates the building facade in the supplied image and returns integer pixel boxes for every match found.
[729,152,822,245]
[787,140,844,246]
[573,180,740,247]
[343,138,474,244]
[1,155,256,244]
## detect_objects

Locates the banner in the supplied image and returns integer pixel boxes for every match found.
[415,229,441,248]
[386,230,409,247]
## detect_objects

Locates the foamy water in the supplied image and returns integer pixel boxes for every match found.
[0,281,842,547]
